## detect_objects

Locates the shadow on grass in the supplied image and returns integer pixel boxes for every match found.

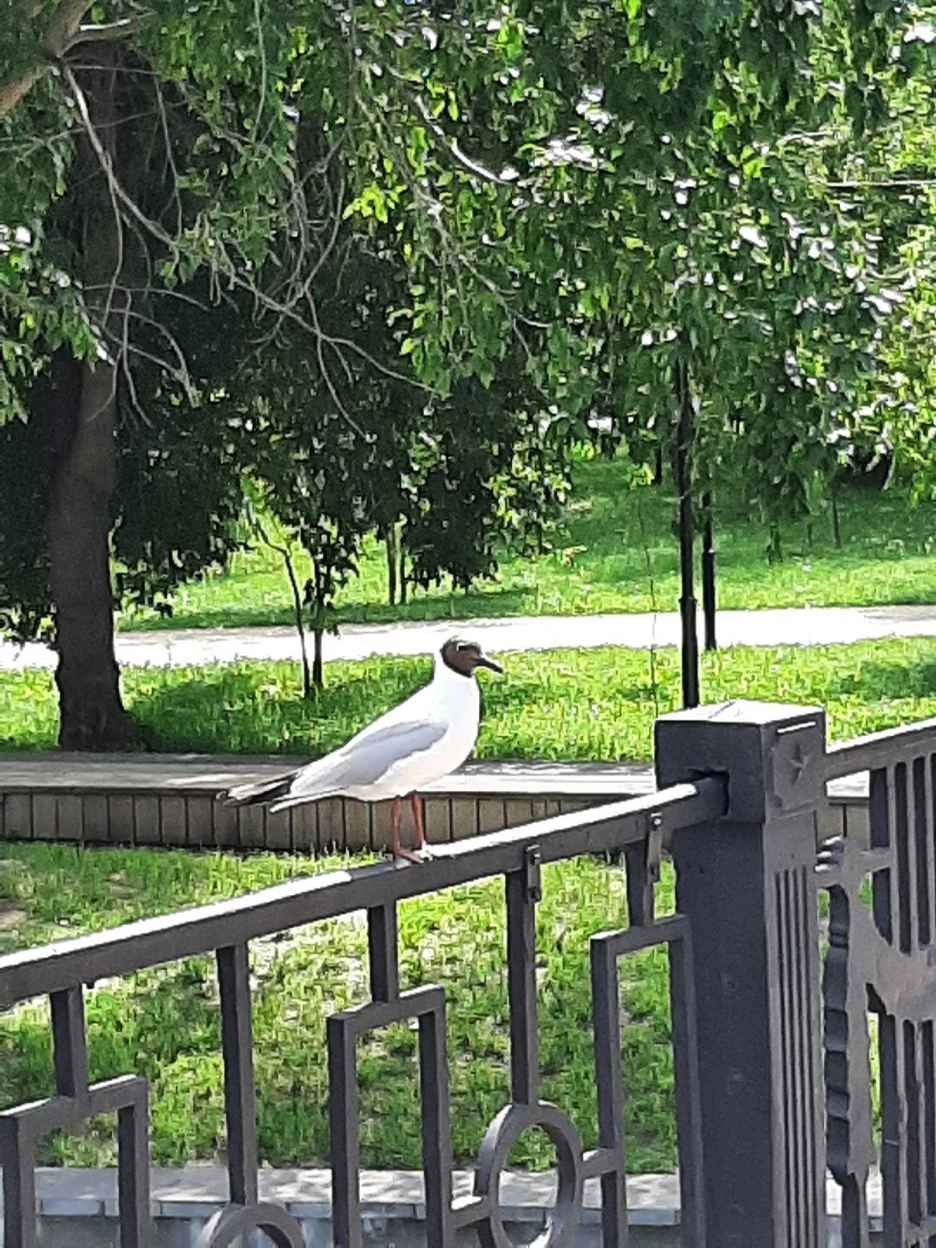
[126,652,662,762]
[828,659,936,702]
[120,585,536,634]
[128,659,433,757]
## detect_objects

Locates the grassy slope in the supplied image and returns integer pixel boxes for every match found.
[4,638,936,758]
[119,462,936,632]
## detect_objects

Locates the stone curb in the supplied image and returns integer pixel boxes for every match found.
[16,1165,883,1230]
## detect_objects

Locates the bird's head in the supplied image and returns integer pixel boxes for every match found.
[439,637,503,678]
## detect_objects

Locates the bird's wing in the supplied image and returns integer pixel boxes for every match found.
[275,718,447,807]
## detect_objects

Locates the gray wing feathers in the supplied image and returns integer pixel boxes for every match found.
[270,719,447,810]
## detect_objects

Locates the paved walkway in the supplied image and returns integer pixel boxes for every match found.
[4,603,936,671]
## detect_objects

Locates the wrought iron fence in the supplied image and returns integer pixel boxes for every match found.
[2,699,936,1247]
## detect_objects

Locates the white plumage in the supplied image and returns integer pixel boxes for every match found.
[222,637,502,859]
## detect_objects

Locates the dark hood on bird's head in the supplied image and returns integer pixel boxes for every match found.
[439,637,503,677]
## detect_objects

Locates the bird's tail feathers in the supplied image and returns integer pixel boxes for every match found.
[269,788,340,815]
[221,771,298,807]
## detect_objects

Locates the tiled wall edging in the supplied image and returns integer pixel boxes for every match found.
[0,753,867,853]
[0,756,651,852]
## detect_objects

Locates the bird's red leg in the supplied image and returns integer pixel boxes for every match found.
[388,793,423,863]
[389,796,402,857]
[411,792,426,853]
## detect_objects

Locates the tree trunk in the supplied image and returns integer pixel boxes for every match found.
[673,357,699,709]
[253,520,311,698]
[312,627,324,689]
[47,44,133,750]
[386,525,398,607]
[47,357,134,748]
[286,555,313,699]
[831,484,842,549]
[700,490,716,652]
[767,523,783,563]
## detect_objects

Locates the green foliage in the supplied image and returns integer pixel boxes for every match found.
[1,0,926,461]
[157,238,569,655]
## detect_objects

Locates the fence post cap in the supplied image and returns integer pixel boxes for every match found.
[654,699,826,823]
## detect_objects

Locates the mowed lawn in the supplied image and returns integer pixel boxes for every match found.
[4,638,936,759]
[119,460,936,632]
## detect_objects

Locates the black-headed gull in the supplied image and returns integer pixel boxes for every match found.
[222,637,502,861]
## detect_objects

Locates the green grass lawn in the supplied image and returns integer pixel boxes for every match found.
[119,461,936,633]
[4,638,936,759]
[0,844,677,1173]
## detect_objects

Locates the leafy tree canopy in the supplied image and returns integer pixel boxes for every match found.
[1,0,934,743]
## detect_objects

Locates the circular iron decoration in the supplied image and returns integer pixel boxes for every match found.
[474,1101,585,1248]
[197,1200,306,1248]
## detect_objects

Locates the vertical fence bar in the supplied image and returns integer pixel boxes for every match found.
[418,1002,454,1244]
[506,846,541,1107]
[925,1020,936,1225]
[880,1012,903,1245]
[367,902,399,1003]
[590,937,629,1247]
[50,985,88,1098]
[328,1015,361,1248]
[0,1117,36,1248]
[655,700,827,1248]
[217,943,258,1208]
[117,1096,150,1248]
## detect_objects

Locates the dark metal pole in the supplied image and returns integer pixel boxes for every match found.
[701,491,716,651]
[674,358,699,708]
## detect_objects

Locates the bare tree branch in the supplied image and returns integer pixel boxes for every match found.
[826,178,936,191]
[413,93,507,186]
[61,51,434,440]
[66,17,142,49]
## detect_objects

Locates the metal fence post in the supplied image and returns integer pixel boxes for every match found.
[655,699,827,1248]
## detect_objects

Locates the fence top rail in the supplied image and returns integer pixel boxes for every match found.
[825,715,936,780]
[0,777,725,1010]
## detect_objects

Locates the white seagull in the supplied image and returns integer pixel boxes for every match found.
[222,637,503,861]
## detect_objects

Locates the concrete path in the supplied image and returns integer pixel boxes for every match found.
[4,603,936,671]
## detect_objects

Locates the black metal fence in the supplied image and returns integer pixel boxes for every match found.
[0,699,931,1246]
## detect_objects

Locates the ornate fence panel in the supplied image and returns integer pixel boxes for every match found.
[824,722,936,1248]
[0,778,724,1248]
[6,699,936,1247]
